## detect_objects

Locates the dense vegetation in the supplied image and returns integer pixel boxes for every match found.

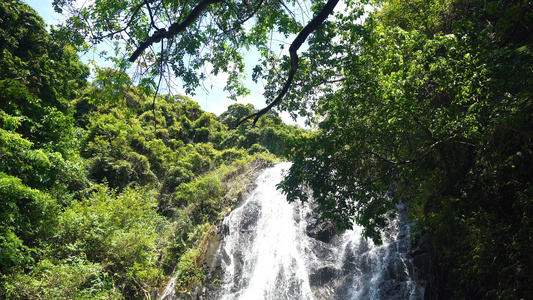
[0,1,305,298]
[2,0,532,299]
[281,0,533,298]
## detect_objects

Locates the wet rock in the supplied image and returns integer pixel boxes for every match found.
[411,253,431,279]
[300,201,338,243]
[219,223,230,235]
[408,235,432,281]
[309,267,338,286]
[316,222,337,243]
[408,235,430,257]
[239,200,261,231]
[292,204,301,223]
[305,213,337,243]
[204,232,223,271]
[391,238,409,253]
[386,256,409,281]
[379,281,415,300]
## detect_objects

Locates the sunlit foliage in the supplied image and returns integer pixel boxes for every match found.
[281,0,533,297]
[1,2,304,298]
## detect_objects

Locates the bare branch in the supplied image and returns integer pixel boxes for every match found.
[144,0,158,30]
[278,0,296,19]
[129,0,225,62]
[98,1,145,40]
[237,0,340,126]
[212,0,264,41]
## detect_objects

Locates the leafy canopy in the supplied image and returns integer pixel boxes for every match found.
[54,0,371,123]
[281,0,533,298]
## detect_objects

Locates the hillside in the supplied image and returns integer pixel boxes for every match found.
[0,2,305,297]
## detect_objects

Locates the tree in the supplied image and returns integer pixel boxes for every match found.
[0,0,90,287]
[1,0,88,111]
[281,0,533,297]
[220,103,256,129]
[53,0,366,123]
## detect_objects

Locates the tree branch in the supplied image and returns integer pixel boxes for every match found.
[129,0,225,62]
[215,0,264,38]
[237,0,340,126]
[98,1,145,40]
[144,0,159,30]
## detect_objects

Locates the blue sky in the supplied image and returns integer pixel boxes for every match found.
[22,0,304,125]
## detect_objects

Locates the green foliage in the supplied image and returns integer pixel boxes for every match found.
[281,0,533,297]
[378,0,455,36]
[0,0,88,109]
[220,103,256,129]
[0,4,92,296]
[0,173,58,275]
[53,186,165,298]
[160,154,275,263]
[214,148,247,166]
[82,110,158,189]
[163,155,276,291]
[0,79,79,156]
[4,258,120,300]
[0,126,86,281]
[172,154,275,222]
[219,104,304,156]
[174,224,215,291]
[52,0,346,104]
[174,174,224,222]
[0,1,305,298]
[5,0,532,298]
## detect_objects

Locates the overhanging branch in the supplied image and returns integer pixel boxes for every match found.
[237,0,340,126]
[129,0,225,62]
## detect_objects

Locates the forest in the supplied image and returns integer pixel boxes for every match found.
[1,0,532,299]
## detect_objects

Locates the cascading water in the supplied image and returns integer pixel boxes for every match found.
[217,162,315,300]
[166,162,426,299]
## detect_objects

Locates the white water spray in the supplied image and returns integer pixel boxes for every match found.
[218,162,314,299]
[216,162,424,300]
[163,163,425,299]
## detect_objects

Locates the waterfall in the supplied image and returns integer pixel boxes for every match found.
[218,162,314,300]
[166,162,425,299]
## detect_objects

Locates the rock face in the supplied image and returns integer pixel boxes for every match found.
[309,266,338,286]
[408,236,432,279]
[177,164,427,300]
[302,202,337,243]
[194,207,427,300]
